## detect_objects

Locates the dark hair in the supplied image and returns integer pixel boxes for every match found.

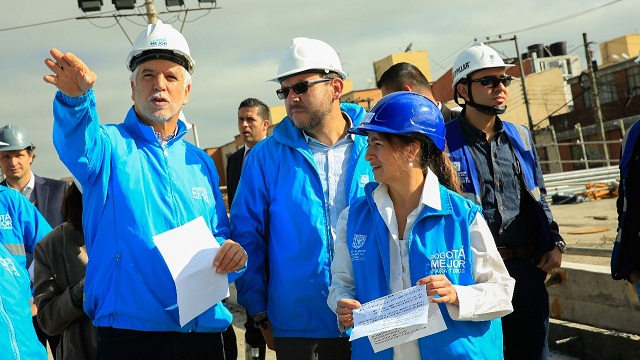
[377,132,462,194]
[377,62,432,95]
[62,183,83,234]
[238,98,270,121]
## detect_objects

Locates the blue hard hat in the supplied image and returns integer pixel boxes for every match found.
[349,91,446,151]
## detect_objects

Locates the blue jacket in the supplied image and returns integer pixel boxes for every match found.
[612,120,640,280]
[0,243,48,360]
[345,183,503,360]
[52,89,243,332]
[231,103,373,338]
[0,185,52,269]
[445,118,559,257]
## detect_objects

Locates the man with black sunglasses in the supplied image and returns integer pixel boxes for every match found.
[231,37,373,360]
[445,42,564,360]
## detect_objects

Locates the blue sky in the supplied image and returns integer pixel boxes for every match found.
[1,0,636,179]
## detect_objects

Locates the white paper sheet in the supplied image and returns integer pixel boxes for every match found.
[350,285,429,340]
[369,302,447,353]
[153,216,230,327]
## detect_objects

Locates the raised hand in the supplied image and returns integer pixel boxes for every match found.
[43,48,97,97]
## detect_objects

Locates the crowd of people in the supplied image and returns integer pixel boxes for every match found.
[2,16,640,360]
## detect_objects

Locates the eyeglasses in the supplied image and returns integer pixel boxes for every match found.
[276,78,331,100]
[469,75,513,88]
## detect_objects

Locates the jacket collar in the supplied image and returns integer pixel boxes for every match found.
[123,106,188,146]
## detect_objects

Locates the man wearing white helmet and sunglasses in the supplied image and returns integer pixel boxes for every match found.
[43,20,247,359]
[445,42,564,359]
[231,37,373,360]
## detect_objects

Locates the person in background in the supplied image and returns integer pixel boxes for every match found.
[328,91,514,359]
[377,62,460,122]
[0,183,52,269]
[0,242,48,360]
[611,51,640,297]
[447,42,564,359]
[0,181,51,359]
[231,37,373,360]
[0,124,68,357]
[43,19,247,359]
[226,97,270,360]
[34,182,97,360]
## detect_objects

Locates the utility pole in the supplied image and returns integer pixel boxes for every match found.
[144,0,158,24]
[582,32,610,166]
[483,36,536,142]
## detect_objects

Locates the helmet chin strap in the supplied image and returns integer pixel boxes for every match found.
[454,82,507,115]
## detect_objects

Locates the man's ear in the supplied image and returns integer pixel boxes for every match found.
[456,82,469,101]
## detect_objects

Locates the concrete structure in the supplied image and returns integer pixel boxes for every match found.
[373,50,431,84]
[599,33,640,68]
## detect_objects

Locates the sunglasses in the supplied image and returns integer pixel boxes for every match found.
[469,75,513,88]
[276,78,331,100]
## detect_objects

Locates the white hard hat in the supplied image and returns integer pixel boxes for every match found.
[451,42,514,89]
[126,19,195,74]
[268,37,347,82]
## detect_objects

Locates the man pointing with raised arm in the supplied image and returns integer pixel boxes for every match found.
[43,20,247,360]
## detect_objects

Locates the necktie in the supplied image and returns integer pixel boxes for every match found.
[243,148,251,168]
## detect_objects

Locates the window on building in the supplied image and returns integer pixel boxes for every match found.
[581,76,592,108]
[628,65,640,97]
[598,74,618,104]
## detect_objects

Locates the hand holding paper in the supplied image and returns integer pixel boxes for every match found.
[417,274,459,306]
[214,239,248,273]
[153,216,231,327]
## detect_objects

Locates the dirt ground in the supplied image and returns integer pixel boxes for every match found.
[550,196,618,266]
[227,302,277,360]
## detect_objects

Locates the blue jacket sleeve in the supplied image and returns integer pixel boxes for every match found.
[229,149,269,317]
[202,152,246,282]
[52,89,110,189]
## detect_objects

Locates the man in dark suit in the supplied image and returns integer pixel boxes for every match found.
[377,62,461,122]
[227,98,271,208]
[0,124,68,359]
[226,98,270,360]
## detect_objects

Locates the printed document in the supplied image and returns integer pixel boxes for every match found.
[153,216,230,327]
[350,285,447,352]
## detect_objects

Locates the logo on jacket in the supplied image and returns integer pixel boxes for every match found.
[359,175,370,188]
[350,234,367,261]
[0,213,12,230]
[430,246,467,274]
[352,234,366,249]
[0,257,19,276]
[191,187,209,203]
[452,162,470,185]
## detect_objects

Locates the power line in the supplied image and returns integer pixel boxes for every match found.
[485,0,625,38]
[0,16,79,32]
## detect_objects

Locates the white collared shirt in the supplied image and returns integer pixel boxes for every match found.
[7,170,35,200]
[303,112,354,240]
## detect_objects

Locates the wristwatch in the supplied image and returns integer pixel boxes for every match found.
[555,240,566,253]
[255,315,270,330]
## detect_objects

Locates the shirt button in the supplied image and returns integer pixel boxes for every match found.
[164,150,169,156]
[395,274,401,280]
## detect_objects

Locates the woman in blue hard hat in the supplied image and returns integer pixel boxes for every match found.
[327,92,515,359]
